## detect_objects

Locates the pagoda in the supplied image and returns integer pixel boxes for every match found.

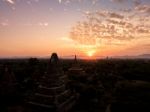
[26,53,76,112]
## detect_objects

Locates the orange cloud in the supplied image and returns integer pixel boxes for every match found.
[69,8,150,50]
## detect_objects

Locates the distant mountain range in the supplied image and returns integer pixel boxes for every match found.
[112,54,150,59]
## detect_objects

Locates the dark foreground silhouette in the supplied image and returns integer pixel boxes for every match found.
[0,53,150,112]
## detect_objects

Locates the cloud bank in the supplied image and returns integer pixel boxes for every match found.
[69,0,150,47]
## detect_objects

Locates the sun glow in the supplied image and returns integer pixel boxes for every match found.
[76,44,97,58]
[87,50,95,57]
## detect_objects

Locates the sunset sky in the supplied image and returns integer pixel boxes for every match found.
[0,0,150,58]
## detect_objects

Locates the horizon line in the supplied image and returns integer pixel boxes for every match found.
[0,53,150,59]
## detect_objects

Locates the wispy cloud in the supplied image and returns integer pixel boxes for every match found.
[133,0,142,6]
[108,12,124,19]
[1,22,9,26]
[135,5,150,14]
[38,22,49,26]
[96,11,124,19]
[5,0,15,4]
[110,0,126,3]
[34,0,39,2]
[59,0,62,3]
[0,19,9,26]
[22,22,49,27]
[61,36,74,42]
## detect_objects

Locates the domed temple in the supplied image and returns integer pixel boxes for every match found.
[26,53,77,112]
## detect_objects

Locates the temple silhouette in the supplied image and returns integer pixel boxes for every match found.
[0,53,150,112]
[25,53,78,112]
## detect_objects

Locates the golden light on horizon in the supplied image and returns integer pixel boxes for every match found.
[76,44,97,58]
[87,50,95,57]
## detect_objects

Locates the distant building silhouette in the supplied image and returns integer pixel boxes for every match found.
[68,55,86,77]
[74,55,77,63]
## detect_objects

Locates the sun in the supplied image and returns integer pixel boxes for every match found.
[87,50,95,57]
